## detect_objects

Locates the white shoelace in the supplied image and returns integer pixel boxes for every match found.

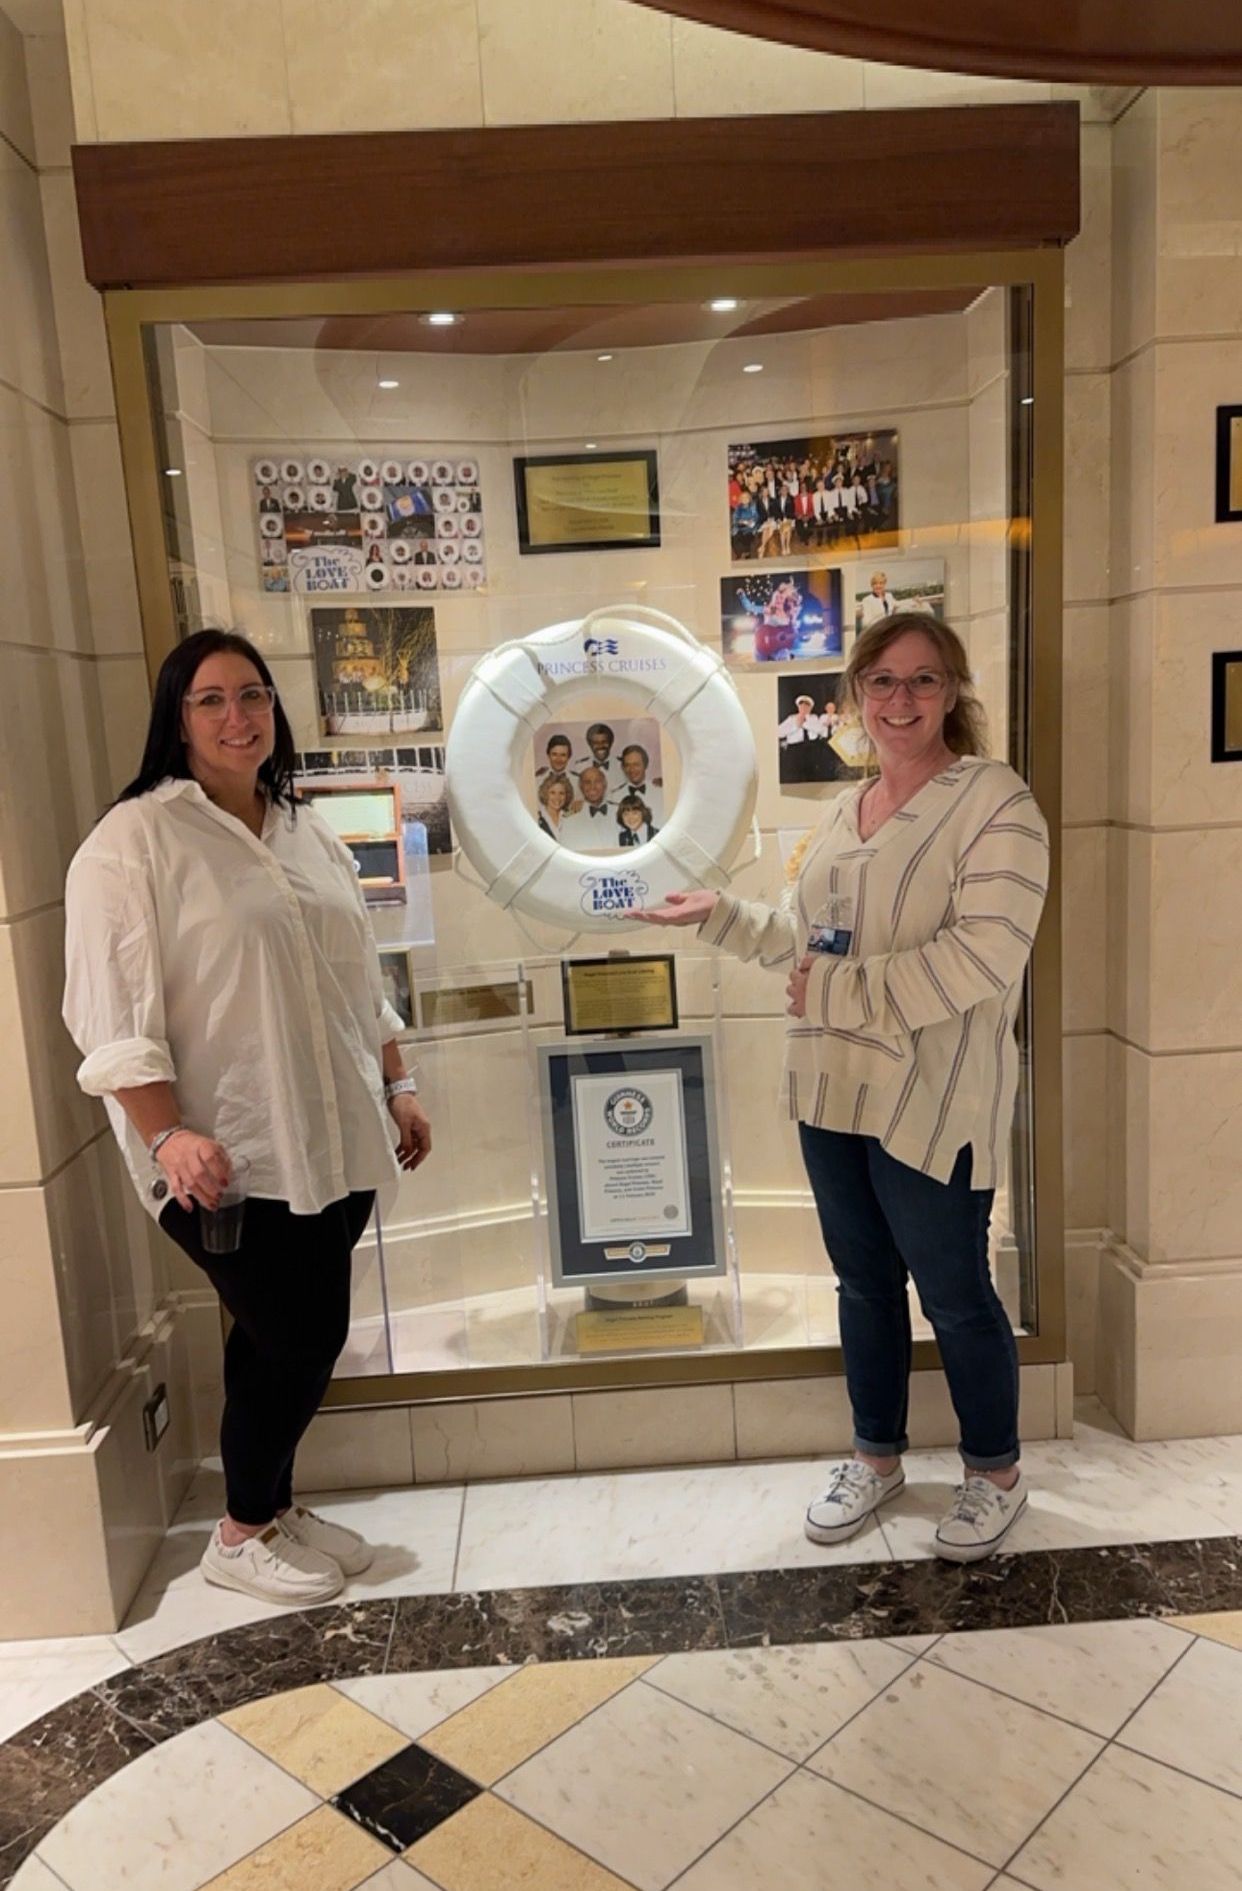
[815,1461,880,1509]
[946,1475,1004,1525]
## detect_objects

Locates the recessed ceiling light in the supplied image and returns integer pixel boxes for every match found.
[164,467,182,477]
[708,297,740,313]
[422,311,459,328]
[742,363,764,374]
[597,353,614,362]
[585,442,598,451]
[377,378,399,389]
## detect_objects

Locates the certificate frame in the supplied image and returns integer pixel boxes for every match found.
[513,449,661,555]
[538,1035,726,1286]
[1210,649,1242,763]
[561,954,679,1036]
[1215,406,1242,523]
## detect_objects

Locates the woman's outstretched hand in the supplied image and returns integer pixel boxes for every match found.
[627,889,720,927]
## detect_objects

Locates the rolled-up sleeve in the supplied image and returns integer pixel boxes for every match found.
[63,849,176,1096]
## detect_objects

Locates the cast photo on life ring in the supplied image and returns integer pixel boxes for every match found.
[530,716,665,851]
[251,449,486,596]
[727,427,899,564]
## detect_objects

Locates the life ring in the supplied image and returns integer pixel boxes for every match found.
[445,606,758,932]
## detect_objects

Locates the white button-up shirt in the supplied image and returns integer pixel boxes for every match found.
[63,779,406,1221]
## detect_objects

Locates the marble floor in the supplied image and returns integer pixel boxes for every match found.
[2,1402,1242,1887]
[6,1611,1242,1890]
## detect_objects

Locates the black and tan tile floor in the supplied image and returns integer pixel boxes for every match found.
[6,1609,1242,1890]
[4,1408,1242,1889]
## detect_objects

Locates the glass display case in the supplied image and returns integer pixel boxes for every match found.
[108,251,1065,1401]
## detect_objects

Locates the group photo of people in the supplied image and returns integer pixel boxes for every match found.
[531,717,665,850]
[775,672,868,784]
[718,568,844,668]
[727,428,900,564]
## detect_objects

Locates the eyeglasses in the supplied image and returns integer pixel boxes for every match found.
[184,684,276,719]
[859,669,947,702]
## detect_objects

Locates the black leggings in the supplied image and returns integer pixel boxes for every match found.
[161,1192,374,1524]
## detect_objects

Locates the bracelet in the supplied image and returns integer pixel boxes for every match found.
[148,1125,187,1161]
[384,1077,418,1100]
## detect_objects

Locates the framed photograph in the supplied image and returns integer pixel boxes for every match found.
[728,429,899,563]
[776,673,868,785]
[719,568,844,669]
[1216,407,1242,522]
[514,449,660,555]
[310,604,442,741]
[378,946,416,1031]
[849,555,946,632]
[1211,650,1242,762]
[538,1036,726,1287]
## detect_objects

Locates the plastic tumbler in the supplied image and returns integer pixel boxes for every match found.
[199,1155,251,1255]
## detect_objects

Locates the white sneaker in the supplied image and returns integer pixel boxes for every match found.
[201,1522,345,1603]
[805,1460,905,1545]
[935,1471,1028,1563]
[278,1505,374,1577]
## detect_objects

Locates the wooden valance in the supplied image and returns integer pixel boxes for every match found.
[73,104,1079,293]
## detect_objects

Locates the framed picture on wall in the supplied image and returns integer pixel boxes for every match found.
[310,604,443,740]
[1216,407,1242,522]
[728,428,899,563]
[718,568,844,669]
[1211,650,1242,763]
[513,449,660,554]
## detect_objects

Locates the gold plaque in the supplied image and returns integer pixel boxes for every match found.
[420,978,532,1030]
[575,1305,705,1354]
[515,451,659,553]
[562,955,678,1035]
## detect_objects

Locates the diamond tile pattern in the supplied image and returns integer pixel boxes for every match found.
[14,1618,1242,1890]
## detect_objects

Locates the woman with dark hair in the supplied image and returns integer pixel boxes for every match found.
[63,630,432,1606]
[633,613,1048,1564]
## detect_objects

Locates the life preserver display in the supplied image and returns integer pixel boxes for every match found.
[445,607,758,931]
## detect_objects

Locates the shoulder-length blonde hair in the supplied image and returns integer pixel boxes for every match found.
[841,612,988,761]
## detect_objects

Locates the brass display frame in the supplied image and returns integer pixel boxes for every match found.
[104,246,1066,1407]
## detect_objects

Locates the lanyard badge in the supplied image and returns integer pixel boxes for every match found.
[806,891,855,957]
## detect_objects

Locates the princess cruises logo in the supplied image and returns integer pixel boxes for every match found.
[583,635,620,657]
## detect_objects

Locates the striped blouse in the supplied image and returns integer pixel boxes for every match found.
[700,756,1049,1186]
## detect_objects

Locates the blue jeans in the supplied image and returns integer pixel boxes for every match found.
[798,1127,1020,1471]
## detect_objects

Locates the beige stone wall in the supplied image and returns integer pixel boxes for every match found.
[1093,90,1242,1437]
[0,5,198,1636]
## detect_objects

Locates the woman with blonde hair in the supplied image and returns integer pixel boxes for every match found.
[634,613,1048,1563]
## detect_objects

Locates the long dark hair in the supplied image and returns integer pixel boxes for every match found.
[117,629,298,807]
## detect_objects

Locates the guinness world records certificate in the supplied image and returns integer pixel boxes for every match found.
[571,1069,691,1245]
[538,1036,725,1286]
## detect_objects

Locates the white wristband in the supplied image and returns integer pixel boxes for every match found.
[384,1077,418,1100]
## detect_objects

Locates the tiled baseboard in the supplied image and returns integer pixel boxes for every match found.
[294,1362,1074,1492]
